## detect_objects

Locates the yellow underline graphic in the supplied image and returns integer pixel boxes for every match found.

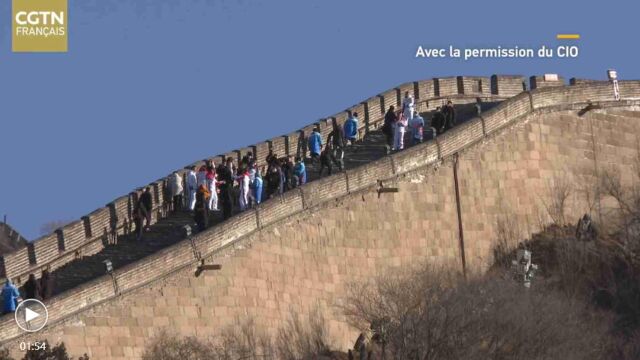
[557,34,580,40]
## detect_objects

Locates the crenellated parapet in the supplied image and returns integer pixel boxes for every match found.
[0,73,625,294]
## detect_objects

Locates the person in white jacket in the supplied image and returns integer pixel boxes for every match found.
[394,111,408,151]
[402,91,415,122]
[186,166,198,211]
[205,162,218,211]
[167,171,184,212]
[237,168,251,211]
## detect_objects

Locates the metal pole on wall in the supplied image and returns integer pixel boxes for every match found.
[608,69,620,101]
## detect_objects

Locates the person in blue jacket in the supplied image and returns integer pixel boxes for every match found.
[1,279,21,315]
[307,126,323,162]
[344,112,359,145]
[293,156,307,186]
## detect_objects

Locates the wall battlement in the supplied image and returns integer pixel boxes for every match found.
[0,74,532,286]
[1,77,639,350]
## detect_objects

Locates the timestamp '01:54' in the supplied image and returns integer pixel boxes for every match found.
[19,341,47,351]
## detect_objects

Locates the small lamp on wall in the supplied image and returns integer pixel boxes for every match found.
[103,259,113,274]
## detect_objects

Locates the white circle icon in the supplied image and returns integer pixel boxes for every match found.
[15,299,48,333]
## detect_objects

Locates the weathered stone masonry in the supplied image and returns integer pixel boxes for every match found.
[2,78,640,359]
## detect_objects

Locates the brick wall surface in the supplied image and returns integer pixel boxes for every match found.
[458,76,491,95]
[59,221,87,254]
[32,234,60,269]
[434,77,459,98]
[268,136,288,159]
[301,173,349,208]
[3,79,640,360]
[3,247,30,280]
[491,75,525,96]
[85,208,111,242]
[417,79,435,99]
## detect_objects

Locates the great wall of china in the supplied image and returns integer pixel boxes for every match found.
[2,74,640,358]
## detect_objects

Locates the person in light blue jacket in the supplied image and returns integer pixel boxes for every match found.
[293,156,307,186]
[1,279,20,315]
[344,112,359,145]
[308,127,323,162]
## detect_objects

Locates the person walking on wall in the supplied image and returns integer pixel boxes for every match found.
[186,166,198,211]
[293,156,307,186]
[442,100,456,131]
[139,187,153,231]
[205,162,219,211]
[319,145,333,176]
[168,171,184,212]
[410,111,425,145]
[1,279,21,315]
[393,110,408,151]
[40,269,53,301]
[281,156,294,191]
[308,126,323,163]
[344,112,359,145]
[432,107,445,135]
[194,185,210,232]
[24,274,40,300]
[24,274,42,300]
[237,166,251,211]
[133,193,144,241]
[251,168,264,206]
[217,159,234,220]
[402,91,415,122]
[327,118,345,171]
[196,165,207,195]
[382,106,397,150]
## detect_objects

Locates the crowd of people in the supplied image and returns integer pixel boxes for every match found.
[0,98,470,315]
[1,270,53,315]
[129,97,465,239]
[381,92,459,151]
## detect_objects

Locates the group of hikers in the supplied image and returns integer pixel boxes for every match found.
[381,92,459,151]
[126,111,361,237]
[129,95,464,238]
[0,96,468,314]
[1,270,53,315]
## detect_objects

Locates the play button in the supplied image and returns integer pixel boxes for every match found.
[25,307,40,322]
[15,299,48,333]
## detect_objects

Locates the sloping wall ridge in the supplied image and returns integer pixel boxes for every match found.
[0,74,525,285]
[1,78,639,346]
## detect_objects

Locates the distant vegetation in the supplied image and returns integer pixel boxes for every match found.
[39,220,72,236]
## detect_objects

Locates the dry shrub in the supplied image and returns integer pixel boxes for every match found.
[541,176,572,226]
[341,265,609,360]
[142,310,333,360]
[275,308,333,360]
[142,331,211,360]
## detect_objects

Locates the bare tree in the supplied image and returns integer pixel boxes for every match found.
[540,176,573,226]
[39,220,72,236]
[340,264,609,360]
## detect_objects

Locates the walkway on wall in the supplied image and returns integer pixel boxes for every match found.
[20,101,500,300]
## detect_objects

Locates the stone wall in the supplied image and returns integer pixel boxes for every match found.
[0,75,523,286]
[1,80,640,359]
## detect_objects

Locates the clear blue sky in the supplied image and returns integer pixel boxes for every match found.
[0,0,638,239]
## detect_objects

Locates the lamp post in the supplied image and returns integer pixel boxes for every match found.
[607,69,620,101]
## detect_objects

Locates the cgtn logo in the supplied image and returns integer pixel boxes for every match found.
[15,11,66,36]
[12,0,68,52]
